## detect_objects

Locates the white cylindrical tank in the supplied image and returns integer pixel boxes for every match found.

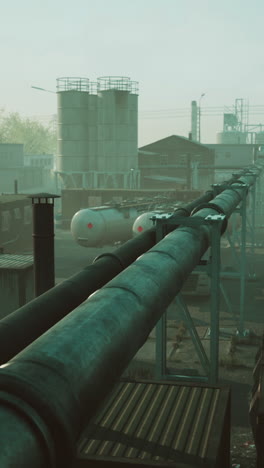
[71,206,140,247]
[216,131,247,144]
[132,212,160,236]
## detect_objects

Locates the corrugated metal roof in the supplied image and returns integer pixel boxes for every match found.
[78,380,230,466]
[0,254,33,270]
[0,195,29,204]
[139,135,212,151]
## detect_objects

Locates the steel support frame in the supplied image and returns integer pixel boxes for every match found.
[155,176,259,383]
[155,214,225,384]
[221,183,257,333]
[256,168,264,228]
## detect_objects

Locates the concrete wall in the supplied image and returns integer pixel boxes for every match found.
[0,167,57,194]
[206,144,256,167]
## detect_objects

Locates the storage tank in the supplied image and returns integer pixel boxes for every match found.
[216,131,247,144]
[71,206,140,247]
[132,212,159,236]
[97,77,139,174]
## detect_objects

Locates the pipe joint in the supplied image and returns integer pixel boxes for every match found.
[191,203,227,233]
[173,207,190,217]
[0,389,56,467]
[191,202,225,217]
[93,252,125,270]
[0,368,78,468]
[231,181,249,196]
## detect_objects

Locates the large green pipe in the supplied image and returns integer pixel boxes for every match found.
[0,191,215,364]
[0,171,258,467]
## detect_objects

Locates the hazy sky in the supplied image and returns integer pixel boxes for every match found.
[1,0,263,145]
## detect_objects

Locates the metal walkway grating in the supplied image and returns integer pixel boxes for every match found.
[76,380,230,467]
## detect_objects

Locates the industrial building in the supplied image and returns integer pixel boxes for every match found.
[205,143,257,182]
[0,143,56,193]
[138,135,215,190]
[0,194,33,253]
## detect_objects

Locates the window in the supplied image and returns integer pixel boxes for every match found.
[159,154,168,165]
[23,206,32,225]
[178,155,187,164]
[14,208,21,219]
[1,211,11,231]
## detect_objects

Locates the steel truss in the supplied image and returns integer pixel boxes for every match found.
[155,176,259,384]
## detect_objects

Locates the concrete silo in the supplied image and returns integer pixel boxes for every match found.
[86,81,98,174]
[56,77,99,189]
[97,76,139,188]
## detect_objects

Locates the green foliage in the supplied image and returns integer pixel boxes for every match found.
[0,110,56,154]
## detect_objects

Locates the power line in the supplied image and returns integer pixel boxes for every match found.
[139,105,264,113]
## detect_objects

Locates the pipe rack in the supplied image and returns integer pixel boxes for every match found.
[0,168,260,467]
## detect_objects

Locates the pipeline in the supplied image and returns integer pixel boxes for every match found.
[0,168,255,365]
[0,190,214,364]
[0,169,259,467]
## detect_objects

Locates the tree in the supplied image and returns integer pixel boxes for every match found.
[0,110,56,154]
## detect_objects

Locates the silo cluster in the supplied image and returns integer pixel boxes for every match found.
[56,76,139,189]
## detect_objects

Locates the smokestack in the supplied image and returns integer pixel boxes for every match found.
[28,193,60,297]
[191,101,198,142]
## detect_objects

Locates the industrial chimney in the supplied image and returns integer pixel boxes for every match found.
[191,100,198,142]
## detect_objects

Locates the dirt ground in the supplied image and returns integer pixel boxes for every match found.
[231,426,256,468]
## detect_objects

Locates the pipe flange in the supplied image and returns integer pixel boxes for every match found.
[93,252,125,270]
